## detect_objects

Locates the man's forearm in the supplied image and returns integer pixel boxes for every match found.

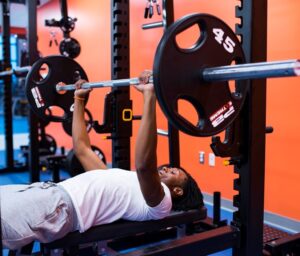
[135,91,157,171]
[72,99,91,154]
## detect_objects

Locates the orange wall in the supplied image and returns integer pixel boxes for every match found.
[37,0,300,220]
[38,0,112,162]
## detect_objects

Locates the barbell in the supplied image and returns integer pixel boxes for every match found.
[25,13,300,137]
[53,60,299,91]
[0,66,31,78]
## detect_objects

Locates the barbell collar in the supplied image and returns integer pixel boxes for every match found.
[202,59,300,82]
[56,77,154,91]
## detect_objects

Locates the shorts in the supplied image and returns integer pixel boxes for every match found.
[0,181,78,250]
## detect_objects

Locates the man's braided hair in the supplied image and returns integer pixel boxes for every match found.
[158,165,204,211]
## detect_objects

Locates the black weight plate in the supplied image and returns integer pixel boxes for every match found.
[154,13,246,136]
[66,145,107,177]
[59,38,81,59]
[39,134,57,155]
[62,108,93,136]
[25,55,89,122]
[65,149,82,176]
[91,145,107,165]
[38,107,52,128]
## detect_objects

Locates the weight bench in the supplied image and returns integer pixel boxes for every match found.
[41,206,207,255]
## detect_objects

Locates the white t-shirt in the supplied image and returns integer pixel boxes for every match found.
[59,168,172,232]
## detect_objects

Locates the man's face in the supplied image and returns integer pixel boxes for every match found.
[158,166,188,189]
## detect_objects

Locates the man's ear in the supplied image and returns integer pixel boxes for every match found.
[172,187,184,197]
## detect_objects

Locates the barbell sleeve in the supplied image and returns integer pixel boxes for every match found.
[0,66,31,77]
[202,59,300,82]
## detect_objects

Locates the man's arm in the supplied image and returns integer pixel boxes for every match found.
[72,80,107,171]
[135,72,165,207]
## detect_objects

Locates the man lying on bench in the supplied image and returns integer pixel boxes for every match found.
[1,71,204,250]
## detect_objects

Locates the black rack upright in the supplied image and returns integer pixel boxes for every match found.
[162,0,181,167]
[232,0,268,255]
[111,0,132,169]
[0,0,39,177]
[1,0,14,172]
[26,0,40,182]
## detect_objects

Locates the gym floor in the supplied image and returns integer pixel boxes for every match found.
[0,115,233,255]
